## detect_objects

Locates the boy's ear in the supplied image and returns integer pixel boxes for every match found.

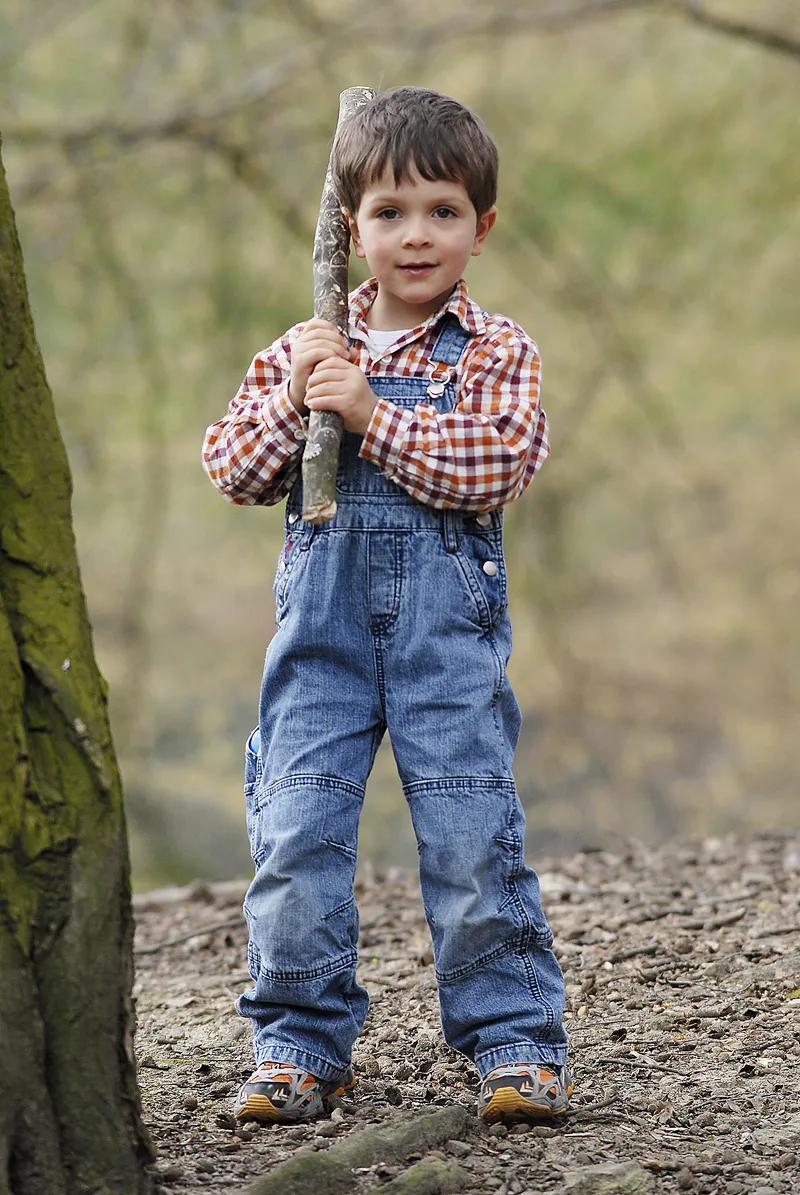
[343,207,367,259]
[471,206,497,258]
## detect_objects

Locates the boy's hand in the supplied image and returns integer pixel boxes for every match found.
[305,358,377,437]
[289,319,351,411]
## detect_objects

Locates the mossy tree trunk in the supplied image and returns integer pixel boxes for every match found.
[0,137,153,1193]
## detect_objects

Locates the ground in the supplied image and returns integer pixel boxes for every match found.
[133,833,800,1194]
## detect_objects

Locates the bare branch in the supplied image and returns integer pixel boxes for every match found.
[675,1,800,61]
[4,45,314,149]
[181,131,315,245]
[3,1,659,153]
[435,0,659,38]
[5,0,798,171]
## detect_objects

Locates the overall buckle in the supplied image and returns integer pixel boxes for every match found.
[426,363,456,399]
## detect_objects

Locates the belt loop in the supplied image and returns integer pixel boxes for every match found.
[442,510,458,554]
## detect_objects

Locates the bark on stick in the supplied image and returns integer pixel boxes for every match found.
[301,85,375,524]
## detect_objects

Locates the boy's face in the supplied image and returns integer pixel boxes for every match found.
[345,167,496,329]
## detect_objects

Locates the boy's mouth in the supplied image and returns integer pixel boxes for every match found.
[399,262,437,275]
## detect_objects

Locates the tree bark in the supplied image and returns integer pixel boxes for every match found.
[0,135,153,1194]
[301,85,375,524]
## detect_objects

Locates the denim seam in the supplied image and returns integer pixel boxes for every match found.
[257,774,365,802]
[435,938,515,984]
[499,805,553,951]
[403,777,516,796]
[324,838,359,862]
[371,636,387,719]
[368,534,404,635]
[368,718,386,774]
[490,527,509,613]
[435,928,549,985]
[452,548,491,632]
[256,949,358,983]
[495,812,524,915]
[322,895,356,922]
[273,531,311,617]
[521,947,548,1006]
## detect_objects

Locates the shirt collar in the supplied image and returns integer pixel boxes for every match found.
[348,277,487,343]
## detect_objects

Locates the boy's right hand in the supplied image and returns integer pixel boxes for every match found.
[289,319,351,412]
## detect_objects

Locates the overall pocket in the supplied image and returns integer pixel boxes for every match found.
[243,728,265,863]
[273,530,310,621]
[454,526,508,632]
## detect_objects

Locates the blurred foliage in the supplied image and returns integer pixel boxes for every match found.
[2,0,798,887]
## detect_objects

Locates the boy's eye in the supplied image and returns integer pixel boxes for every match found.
[434,207,457,219]
[377,208,401,220]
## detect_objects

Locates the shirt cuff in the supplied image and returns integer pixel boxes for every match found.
[360,398,411,473]
[262,380,309,450]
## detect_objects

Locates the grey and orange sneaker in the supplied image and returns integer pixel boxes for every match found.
[479,1062,573,1123]
[234,1061,355,1123]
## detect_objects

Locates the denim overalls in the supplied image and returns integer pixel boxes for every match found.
[238,315,568,1083]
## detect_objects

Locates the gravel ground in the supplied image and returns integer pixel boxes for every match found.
[133,833,800,1194]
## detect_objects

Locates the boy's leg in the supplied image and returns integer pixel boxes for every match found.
[238,767,370,1085]
[238,535,384,1087]
[383,531,568,1082]
[401,773,569,1078]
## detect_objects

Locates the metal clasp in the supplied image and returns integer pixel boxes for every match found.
[426,363,455,399]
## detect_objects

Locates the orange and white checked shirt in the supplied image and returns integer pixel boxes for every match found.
[202,278,549,513]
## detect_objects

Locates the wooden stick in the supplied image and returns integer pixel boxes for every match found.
[302,86,375,524]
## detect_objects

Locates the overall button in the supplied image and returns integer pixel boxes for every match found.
[476,513,492,527]
[482,560,498,577]
[288,512,299,524]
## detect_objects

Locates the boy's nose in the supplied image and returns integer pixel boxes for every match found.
[401,220,433,248]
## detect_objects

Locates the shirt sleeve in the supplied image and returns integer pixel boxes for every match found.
[359,324,549,512]
[202,327,308,506]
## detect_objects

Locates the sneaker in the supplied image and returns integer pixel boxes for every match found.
[234,1061,355,1123]
[479,1062,573,1123]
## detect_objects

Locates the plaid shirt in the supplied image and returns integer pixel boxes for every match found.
[202,278,548,513]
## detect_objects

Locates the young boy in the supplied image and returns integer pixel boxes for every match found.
[202,86,570,1126]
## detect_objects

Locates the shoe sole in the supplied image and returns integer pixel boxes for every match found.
[235,1093,293,1123]
[480,1083,573,1124]
[235,1075,357,1124]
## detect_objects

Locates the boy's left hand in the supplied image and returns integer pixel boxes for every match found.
[304,358,377,437]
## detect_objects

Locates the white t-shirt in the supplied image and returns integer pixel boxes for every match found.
[351,325,413,357]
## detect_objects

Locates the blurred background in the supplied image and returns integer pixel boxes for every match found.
[2,0,798,889]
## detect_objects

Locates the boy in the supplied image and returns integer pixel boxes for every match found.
[202,86,570,1126]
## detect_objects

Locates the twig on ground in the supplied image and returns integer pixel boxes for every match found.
[595,1055,686,1076]
[134,917,245,955]
[609,944,659,963]
[564,1093,620,1118]
[750,924,800,940]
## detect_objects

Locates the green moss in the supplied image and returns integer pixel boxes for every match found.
[0,135,151,1191]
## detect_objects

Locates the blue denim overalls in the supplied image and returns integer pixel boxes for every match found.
[238,315,568,1083]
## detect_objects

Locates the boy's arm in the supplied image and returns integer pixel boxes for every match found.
[202,328,308,506]
[360,323,549,512]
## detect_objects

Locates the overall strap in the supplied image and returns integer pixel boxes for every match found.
[429,314,474,365]
[430,315,475,555]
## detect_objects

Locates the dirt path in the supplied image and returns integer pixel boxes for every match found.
[133,833,800,1194]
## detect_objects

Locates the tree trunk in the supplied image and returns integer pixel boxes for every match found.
[0,136,153,1194]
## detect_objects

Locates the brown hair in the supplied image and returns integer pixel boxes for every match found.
[332,86,498,217]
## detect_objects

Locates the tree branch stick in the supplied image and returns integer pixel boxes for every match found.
[301,85,374,524]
